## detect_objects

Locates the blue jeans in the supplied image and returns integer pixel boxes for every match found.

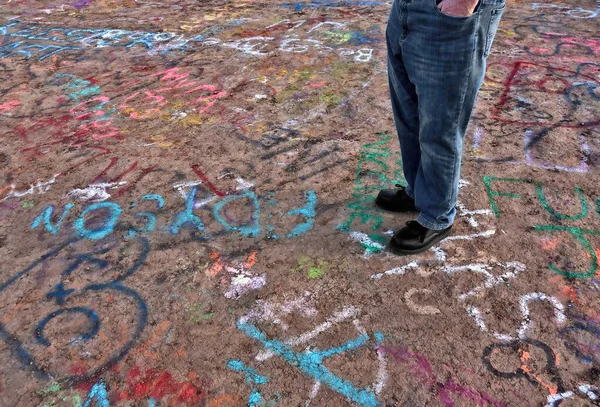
[387,0,505,229]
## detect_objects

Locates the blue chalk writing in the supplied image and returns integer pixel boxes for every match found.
[228,360,269,384]
[31,190,318,241]
[131,194,165,235]
[286,190,317,238]
[31,203,75,235]
[35,307,101,346]
[228,360,269,406]
[74,202,122,240]
[213,190,261,237]
[237,321,382,407]
[81,381,110,407]
[81,382,158,407]
[169,187,205,234]
[46,283,76,305]
[81,381,159,407]
[0,237,149,383]
[227,360,282,406]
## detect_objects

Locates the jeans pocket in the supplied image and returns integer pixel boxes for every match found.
[484,5,505,57]
[434,0,481,20]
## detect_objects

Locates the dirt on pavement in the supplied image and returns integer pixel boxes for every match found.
[0,0,599,406]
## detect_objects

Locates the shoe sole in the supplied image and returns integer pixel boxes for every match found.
[388,227,453,256]
[374,197,418,213]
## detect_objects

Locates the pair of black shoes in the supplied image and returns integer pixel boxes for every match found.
[375,185,452,255]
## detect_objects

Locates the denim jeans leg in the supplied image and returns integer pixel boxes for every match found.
[399,0,502,230]
[386,2,420,199]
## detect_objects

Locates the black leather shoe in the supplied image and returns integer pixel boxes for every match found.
[389,221,452,255]
[375,184,417,212]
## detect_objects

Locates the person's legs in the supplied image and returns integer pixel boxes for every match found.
[389,0,505,254]
[385,0,421,199]
[402,0,504,230]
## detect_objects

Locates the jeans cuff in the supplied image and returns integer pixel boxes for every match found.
[404,185,415,199]
[416,214,452,231]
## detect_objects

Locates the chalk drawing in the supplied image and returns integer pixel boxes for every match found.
[220,252,266,299]
[0,237,149,382]
[240,293,318,331]
[237,319,383,407]
[254,305,360,362]
[404,288,441,315]
[467,293,566,341]
[3,174,58,200]
[31,203,75,235]
[74,201,122,240]
[442,262,526,301]
[227,360,270,407]
[169,187,205,235]
[65,182,127,202]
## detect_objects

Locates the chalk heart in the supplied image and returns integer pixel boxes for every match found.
[0,236,149,383]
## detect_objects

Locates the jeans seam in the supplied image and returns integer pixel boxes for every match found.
[484,7,505,57]
[443,17,478,207]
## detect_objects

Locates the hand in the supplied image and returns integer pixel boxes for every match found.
[437,0,479,17]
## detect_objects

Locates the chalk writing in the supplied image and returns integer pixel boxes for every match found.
[337,131,404,255]
[236,315,383,406]
[31,189,318,242]
[0,237,149,383]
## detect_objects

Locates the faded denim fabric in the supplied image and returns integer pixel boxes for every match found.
[386,0,505,229]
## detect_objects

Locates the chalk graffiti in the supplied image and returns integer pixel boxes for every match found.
[380,345,506,407]
[0,21,375,63]
[31,188,318,242]
[237,300,387,406]
[294,256,329,279]
[0,237,149,383]
[337,131,405,255]
[467,293,566,341]
[483,176,600,278]
[532,2,600,19]
[238,293,318,331]
[226,360,275,407]
[489,61,600,128]
[1,0,598,405]
[65,182,128,203]
[237,319,383,406]
[403,288,441,315]
[115,366,205,405]
[560,310,600,366]
[213,251,266,299]
[483,339,600,405]
[2,174,58,201]
[282,0,391,11]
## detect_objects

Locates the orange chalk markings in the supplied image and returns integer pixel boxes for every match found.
[206,395,242,407]
[541,237,562,251]
[519,348,559,395]
[207,250,258,278]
